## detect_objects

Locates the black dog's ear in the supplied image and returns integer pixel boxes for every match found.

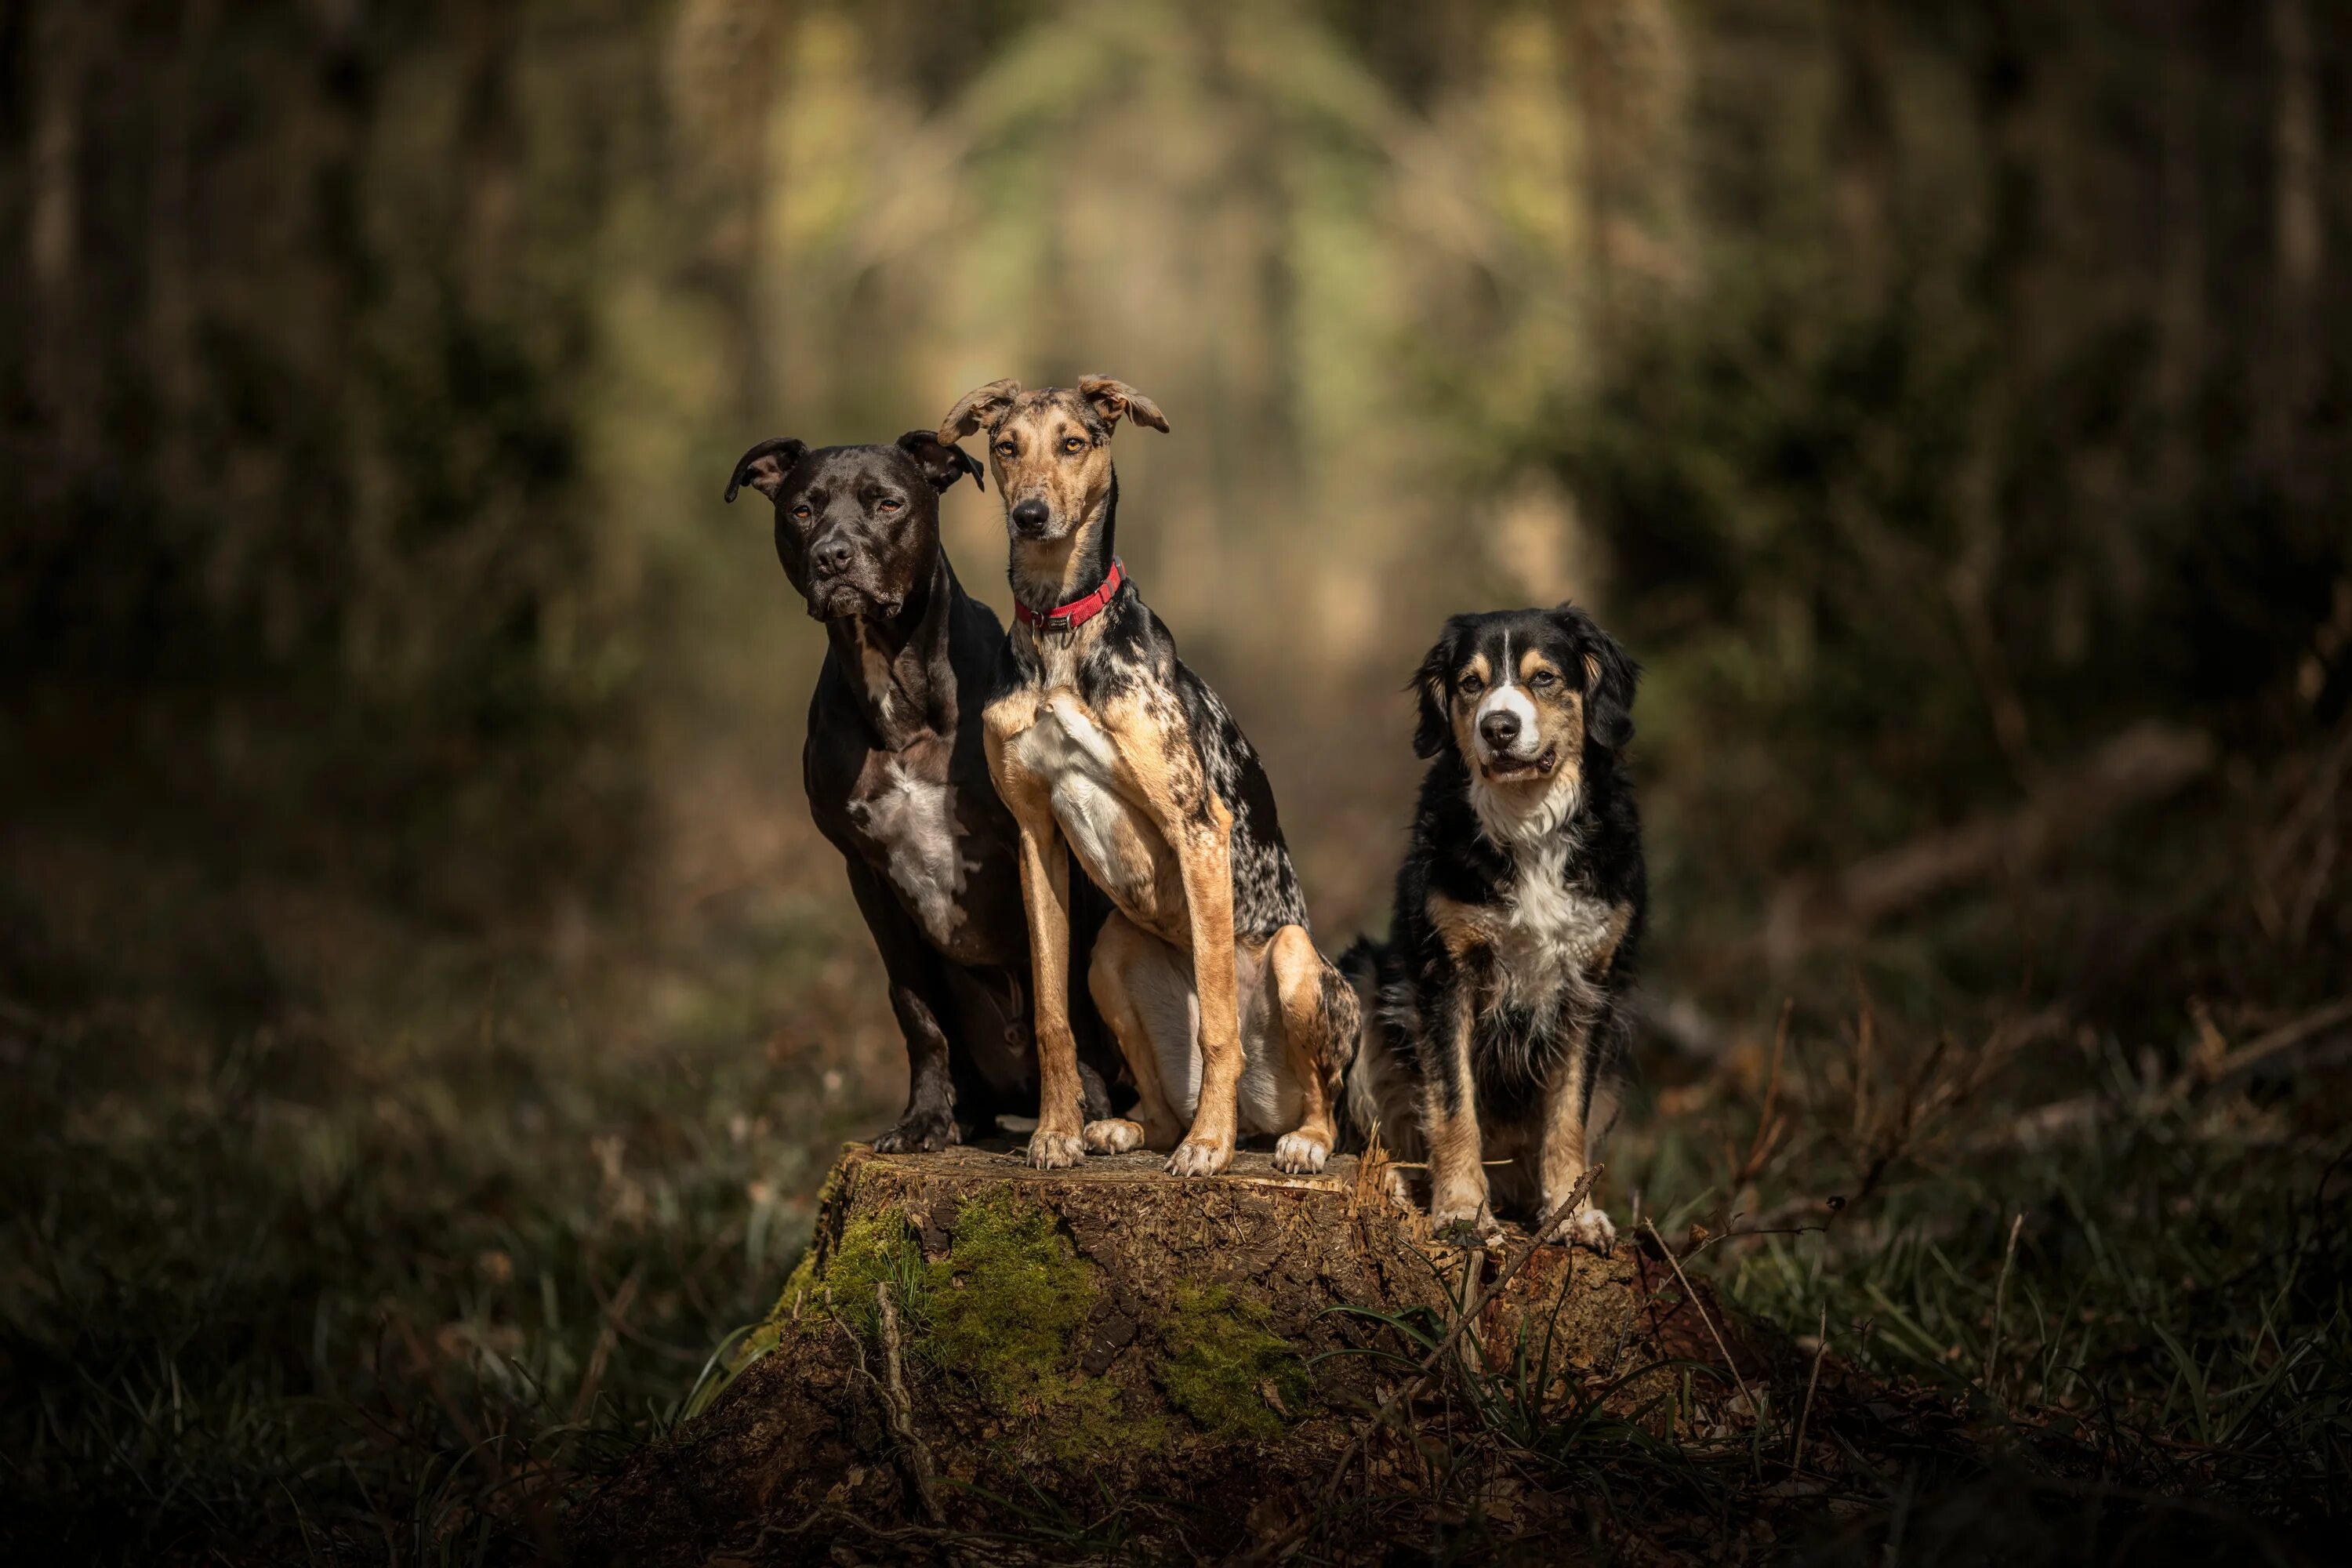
[895,430,985,493]
[1077,374,1170,434]
[1410,619,1467,760]
[1556,602,1639,750]
[724,437,808,503]
[938,379,1022,443]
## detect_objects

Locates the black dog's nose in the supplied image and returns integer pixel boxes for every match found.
[1010,499,1051,535]
[812,538,854,578]
[1479,710,1521,750]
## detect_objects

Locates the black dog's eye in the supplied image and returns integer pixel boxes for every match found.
[877,496,903,514]
[1458,674,1485,697]
[790,504,812,521]
[1062,436,1087,454]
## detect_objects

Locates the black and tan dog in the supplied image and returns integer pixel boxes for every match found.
[724,428,1119,1152]
[937,376,1357,1176]
[1343,605,1646,1248]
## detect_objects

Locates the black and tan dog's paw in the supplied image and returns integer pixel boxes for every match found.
[873,1109,960,1154]
[1552,1206,1616,1254]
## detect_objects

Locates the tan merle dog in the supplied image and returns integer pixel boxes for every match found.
[1341,606,1646,1249]
[938,376,1357,1176]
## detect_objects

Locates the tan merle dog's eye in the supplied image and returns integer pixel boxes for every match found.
[1062,436,1087,454]
[995,440,1017,459]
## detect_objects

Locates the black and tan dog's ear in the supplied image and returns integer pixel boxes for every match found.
[938,379,1022,443]
[1077,374,1169,434]
[724,437,808,503]
[1410,618,1468,760]
[896,429,985,493]
[1556,602,1639,749]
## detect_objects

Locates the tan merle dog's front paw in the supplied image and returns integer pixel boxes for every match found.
[1165,1135,1233,1177]
[1027,1125,1087,1169]
[1083,1118,1146,1154]
[1271,1130,1330,1174]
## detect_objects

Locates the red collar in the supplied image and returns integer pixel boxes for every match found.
[1014,558,1126,639]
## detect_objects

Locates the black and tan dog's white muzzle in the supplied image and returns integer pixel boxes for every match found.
[1473,680,1555,782]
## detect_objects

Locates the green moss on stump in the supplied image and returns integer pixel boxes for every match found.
[924,1192,1091,1411]
[1154,1284,1311,1440]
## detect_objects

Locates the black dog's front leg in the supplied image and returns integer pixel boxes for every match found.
[844,860,962,1152]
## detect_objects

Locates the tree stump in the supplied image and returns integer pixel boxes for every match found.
[568,1142,1851,1565]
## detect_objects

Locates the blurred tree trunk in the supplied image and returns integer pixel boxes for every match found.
[26,0,92,499]
[1954,0,2041,786]
[2264,0,2321,495]
[459,1,523,315]
[2155,0,2206,504]
[1829,0,1894,304]
[147,0,212,502]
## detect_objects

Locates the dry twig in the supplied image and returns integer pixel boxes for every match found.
[1642,1218,1755,1418]
[1232,1166,1602,1567]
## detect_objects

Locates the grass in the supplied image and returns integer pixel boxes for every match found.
[0,827,898,1563]
[3,767,2347,1563]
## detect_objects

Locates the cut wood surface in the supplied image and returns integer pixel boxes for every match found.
[567,1143,1944,1565]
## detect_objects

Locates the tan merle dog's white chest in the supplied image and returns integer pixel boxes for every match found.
[1003,687,1185,940]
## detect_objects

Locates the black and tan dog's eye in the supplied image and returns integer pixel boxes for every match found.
[1530,670,1557,691]
[1459,673,1484,697]
[1062,436,1087,454]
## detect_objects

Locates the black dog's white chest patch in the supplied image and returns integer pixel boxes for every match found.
[849,754,976,949]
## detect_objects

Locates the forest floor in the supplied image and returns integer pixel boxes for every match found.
[3,802,2346,1564]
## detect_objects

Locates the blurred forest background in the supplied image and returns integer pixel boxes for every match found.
[4,0,2348,1560]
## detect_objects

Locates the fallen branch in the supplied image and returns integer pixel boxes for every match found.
[1767,720,2215,966]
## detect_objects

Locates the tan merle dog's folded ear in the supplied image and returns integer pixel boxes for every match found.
[1077,375,1169,434]
[724,437,808,503]
[938,379,1023,444]
[896,429,985,493]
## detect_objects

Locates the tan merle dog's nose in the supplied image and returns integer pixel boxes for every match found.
[1010,499,1051,537]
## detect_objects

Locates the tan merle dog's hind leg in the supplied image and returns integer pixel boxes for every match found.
[1266,925,1343,1174]
[1083,913,1187,1154]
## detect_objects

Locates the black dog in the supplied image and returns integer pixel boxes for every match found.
[724,429,1116,1150]
[1343,604,1646,1248]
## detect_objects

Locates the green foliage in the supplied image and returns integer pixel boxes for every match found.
[1153,1284,1310,1440]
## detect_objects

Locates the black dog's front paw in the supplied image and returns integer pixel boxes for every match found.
[873,1109,960,1154]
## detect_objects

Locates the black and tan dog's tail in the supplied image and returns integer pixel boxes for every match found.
[1333,935,1395,1150]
